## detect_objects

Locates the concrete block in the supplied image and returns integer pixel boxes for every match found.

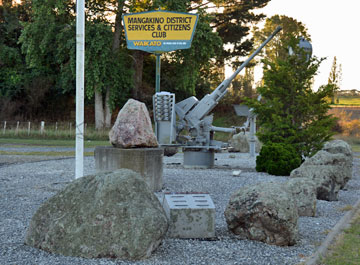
[162,193,215,238]
[94,146,163,192]
[183,149,215,169]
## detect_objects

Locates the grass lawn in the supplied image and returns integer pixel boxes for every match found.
[320,210,360,265]
[317,136,360,265]
[335,97,360,106]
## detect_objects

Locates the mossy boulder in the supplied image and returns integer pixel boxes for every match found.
[25,169,168,260]
[224,182,298,246]
[290,150,352,201]
[283,178,317,217]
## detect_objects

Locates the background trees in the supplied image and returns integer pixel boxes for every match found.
[252,15,311,62]
[1,0,272,128]
[226,14,311,107]
[0,0,32,119]
[209,0,271,69]
[19,0,133,128]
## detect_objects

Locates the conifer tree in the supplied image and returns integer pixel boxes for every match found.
[328,56,342,103]
[248,37,337,159]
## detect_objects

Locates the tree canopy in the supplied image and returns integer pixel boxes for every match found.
[253,15,311,62]
[1,0,271,126]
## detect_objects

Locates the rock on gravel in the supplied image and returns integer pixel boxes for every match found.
[291,150,352,201]
[284,178,317,217]
[0,152,359,265]
[25,169,168,260]
[224,182,299,246]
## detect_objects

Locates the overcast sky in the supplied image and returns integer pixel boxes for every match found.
[257,0,360,91]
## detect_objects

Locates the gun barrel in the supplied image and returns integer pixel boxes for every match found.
[185,26,281,124]
[215,26,282,96]
[229,26,282,81]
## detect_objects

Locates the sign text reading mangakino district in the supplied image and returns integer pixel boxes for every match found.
[123,10,198,53]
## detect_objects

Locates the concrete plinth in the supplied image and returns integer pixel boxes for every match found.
[94,146,163,192]
[162,193,215,238]
[183,149,215,168]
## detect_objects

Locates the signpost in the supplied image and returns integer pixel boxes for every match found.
[75,0,85,179]
[123,10,198,92]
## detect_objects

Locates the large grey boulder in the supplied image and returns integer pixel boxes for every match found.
[283,178,317,217]
[302,150,352,187]
[291,165,342,201]
[109,99,158,148]
[323,139,353,158]
[25,169,168,260]
[322,140,353,173]
[291,150,352,201]
[224,182,298,246]
[229,132,261,153]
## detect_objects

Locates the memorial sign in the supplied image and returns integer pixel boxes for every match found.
[123,10,198,53]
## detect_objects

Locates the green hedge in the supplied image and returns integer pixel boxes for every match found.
[256,142,301,176]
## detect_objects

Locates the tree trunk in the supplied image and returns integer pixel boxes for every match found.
[104,88,112,128]
[112,0,124,52]
[95,90,104,130]
[101,0,125,129]
[132,50,145,100]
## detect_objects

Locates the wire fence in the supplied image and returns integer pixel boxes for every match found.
[1,120,109,140]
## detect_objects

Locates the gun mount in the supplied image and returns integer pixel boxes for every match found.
[153,26,282,168]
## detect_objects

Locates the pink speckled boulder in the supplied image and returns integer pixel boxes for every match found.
[109,99,158,148]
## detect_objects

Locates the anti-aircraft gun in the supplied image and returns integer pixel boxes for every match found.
[153,26,282,168]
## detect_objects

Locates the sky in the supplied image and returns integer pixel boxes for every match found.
[256,0,360,91]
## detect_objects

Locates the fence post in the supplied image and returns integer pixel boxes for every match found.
[69,122,72,135]
[28,122,31,136]
[85,123,87,136]
[40,121,45,135]
[55,122,58,131]
[15,121,20,135]
[3,121,6,135]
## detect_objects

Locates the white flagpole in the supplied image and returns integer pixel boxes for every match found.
[75,0,85,179]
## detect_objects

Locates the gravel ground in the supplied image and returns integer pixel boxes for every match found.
[0,151,359,265]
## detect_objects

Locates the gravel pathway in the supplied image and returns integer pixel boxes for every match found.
[0,152,359,265]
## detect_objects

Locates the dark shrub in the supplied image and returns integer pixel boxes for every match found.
[256,142,301,176]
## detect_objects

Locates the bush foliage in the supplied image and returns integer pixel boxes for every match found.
[256,142,301,176]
